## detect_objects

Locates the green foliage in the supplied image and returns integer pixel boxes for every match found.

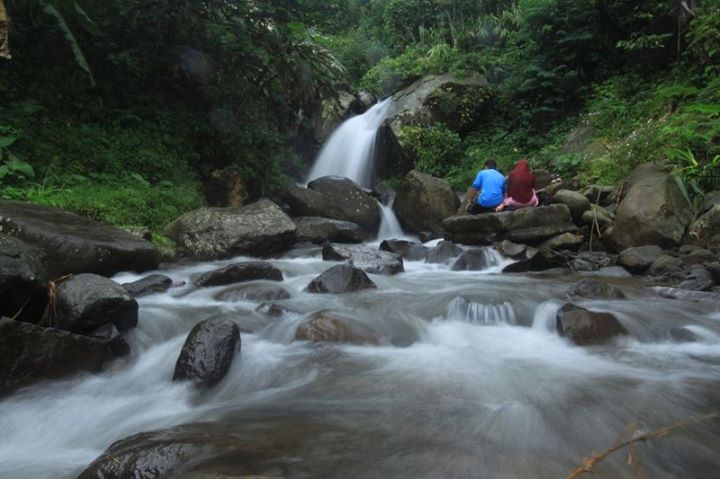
[401,125,463,178]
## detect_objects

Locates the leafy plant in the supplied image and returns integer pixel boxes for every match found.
[0,133,35,182]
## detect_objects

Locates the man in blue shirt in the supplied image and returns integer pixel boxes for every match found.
[466,160,506,214]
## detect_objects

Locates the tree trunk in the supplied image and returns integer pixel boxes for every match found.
[0,0,10,60]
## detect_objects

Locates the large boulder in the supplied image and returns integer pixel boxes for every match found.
[0,234,48,322]
[390,74,491,136]
[393,170,460,234]
[687,205,720,249]
[195,261,283,287]
[52,274,138,334]
[379,239,429,261]
[173,317,240,386]
[165,199,297,260]
[311,90,357,142]
[556,304,628,345]
[122,274,173,298]
[442,204,577,245]
[294,310,378,345]
[294,216,366,244]
[282,177,381,232]
[214,283,291,302]
[618,245,663,274]
[322,243,404,275]
[552,190,590,223]
[566,279,625,299]
[0,318,125,395]
[451,248,494,271]
[306,264,376,294]
[426,240,462,263]
[0,200,160,277]
[677,267,715,292]
[609,162,693,250]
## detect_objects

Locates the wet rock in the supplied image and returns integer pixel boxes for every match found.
[451,248,492,271]
[566,279,625,299]
[677,267,715,292]
[609,162,693,250]
[494,240,527,259]
[256,302,304,318]
[305,176,381,232]
[294,216,366,244]
[214,283,291,302]
[618,245,663,274]
[0,234,48,323]
[166,200,297,260]
[418,231,442,243]
[52,274,138,334]
[393,170,460,234]
[357,91,377,110]
[426,240,463,263]
[371,181,395,206]
[647,254,684,276]
[0,318,124,395]
[556,304,627,345]
[203,311,270,334]
[379,239,429,261]
[552,190,590,223]
[173,317,240,386]
[195,262,283,287]
[680,247,718,267]
[502,247,564,273]
[442,204,577,245]
[581,204,615,228]
[294,310,378,345]
[87,323,131,357]
[540,233,584,252]
[669,326,699,343]
[584,266,632,278]
[122,274,173,297]
[0,200,160,277]
[687,205,720,249]
[322,243,404,275]
[306,264,376,294]
[652,286,720,303]
[569,252,615,272]
[700,191,720,215]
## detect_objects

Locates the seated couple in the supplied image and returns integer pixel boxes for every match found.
[466,159,538,214]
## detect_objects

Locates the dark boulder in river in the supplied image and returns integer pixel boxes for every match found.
[52,274,138,334]
[294,216,367,244]
[0,200,160,277]
[306,264,376,294]
[214,283,291,302]
[165,199,297,260]
[566,278,625,300]
[173,317,240,386]
[122,274,173,297]
[0,317,126,395]
[379,239,429,261]
[393,170,460,234]
[556,303,627,345]
[322,243,404,275]
[0,234,48,322]
[195,261,283,287]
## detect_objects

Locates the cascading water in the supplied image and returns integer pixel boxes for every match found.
[306,98,394,189]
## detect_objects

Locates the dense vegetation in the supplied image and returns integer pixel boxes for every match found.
[1,0,719,229]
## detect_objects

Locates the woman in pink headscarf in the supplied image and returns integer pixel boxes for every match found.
[495,159,538,211]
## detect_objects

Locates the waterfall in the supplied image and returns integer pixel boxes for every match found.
[306,98,394,189]
[377,198,407,240]
[447,297,517,325]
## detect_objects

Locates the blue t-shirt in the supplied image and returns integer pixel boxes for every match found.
[472,169,506,207]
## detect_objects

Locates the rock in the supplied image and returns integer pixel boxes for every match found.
[122,274,173,297]
[195,262,283,287]
[556,304,628,345]
[214,284,291,302]
[87,323,131,357]
[322,243,404,275]
[390,73,491,135]
[581,204,615,228]
[166,200,297,260]
[669,327,698,343]
[393,170,460,234]
[502,247,564,273]
[647,254,684,276]
[203,311,271,335]
[651,286,720,303]
[569,252,615,272]
[173,317,240,386]
[426,240,463,263]
[419,231,442,243]
[255,302,304,318]
[540,233,584,252]
[609,162,693,250]
[306,264,377,294]
[0,200,160,277]
[566,279,625,299]
[551,190,591,223]
[294,217,366,244]
[52,274,138,334]
[680,248,718,267]
[379,239,429,261]
[580,184,616,206]
[687,205,720,249]
[677,267,715,292]
[312,90,357,142]
[442,204,578,245]
[585,266,633,278]
[294,310,378,345]
[451,248,493,271]
[533,169,553,190]
[0,234,48,323]
[374,124,414,181]
[700,191,720,215]
[357,91,377,110]
[0,318,123,395]
[618,245,663,274]
[494,240,527,259]
[371,181,395,206]
[205,167,248,207]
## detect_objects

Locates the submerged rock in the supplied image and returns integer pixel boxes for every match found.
[294,216,366,244]
[173,317,240,386]
[379,239,429,261]
[556,304,628,345]
[426,240,462,263]
[306,264,376,294]
[322,243,404,275]
[294,310,379,345]
[195,261,283,287]
[0,200,160,277]
[566,278,625,299]
[451,248,493,271]
[122,274,173,297]
[393,170,460,234]
[214,283,291,302]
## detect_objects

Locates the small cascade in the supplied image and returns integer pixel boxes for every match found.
[447,297,517,325]
[377,198,406,240]
[306,98,394,189]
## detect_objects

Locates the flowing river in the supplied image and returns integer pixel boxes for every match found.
[1,245,719,478]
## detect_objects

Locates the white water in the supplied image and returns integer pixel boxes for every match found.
[2,249,720,478]
[377,200,408,241]
[306,98,394,189]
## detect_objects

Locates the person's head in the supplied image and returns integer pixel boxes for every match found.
[484,160,497,170]
[515,159,530,171]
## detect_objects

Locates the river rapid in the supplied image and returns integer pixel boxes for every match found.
[1,242,719,479]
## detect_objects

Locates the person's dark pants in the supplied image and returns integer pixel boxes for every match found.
[467,203,499,215]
